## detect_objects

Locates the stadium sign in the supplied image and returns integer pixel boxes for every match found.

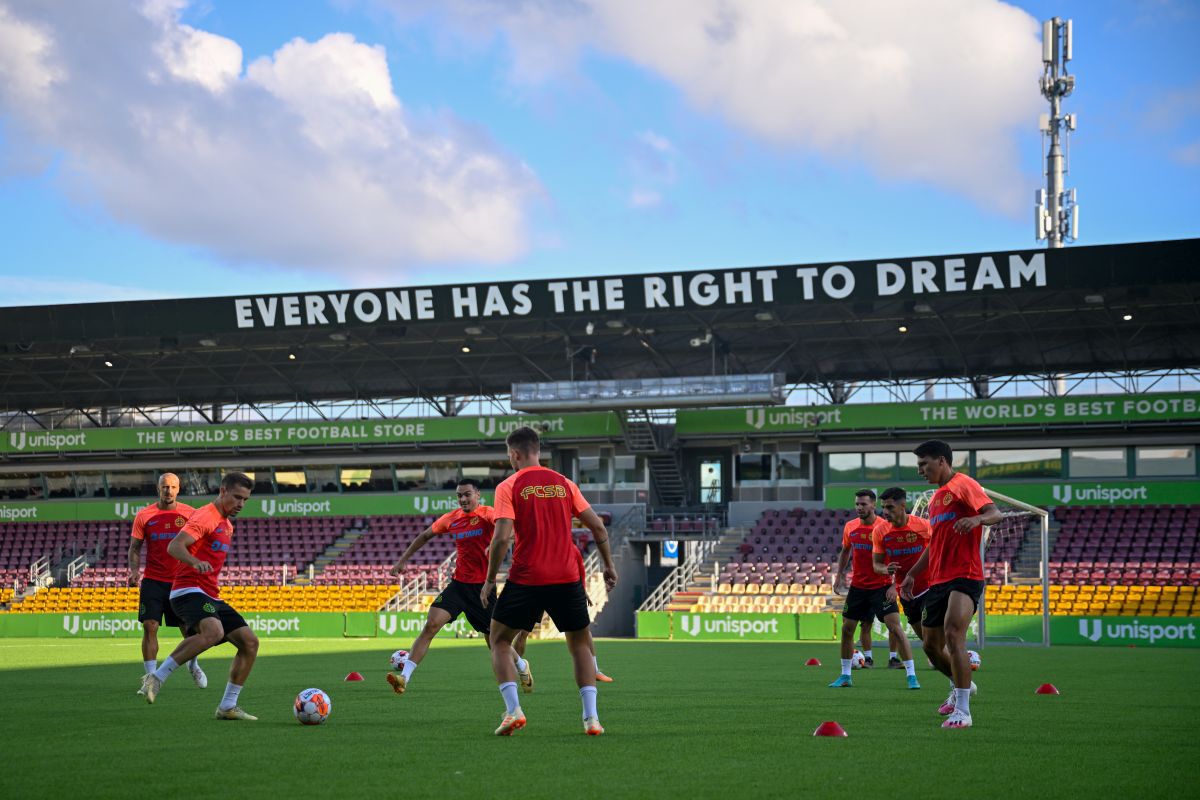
[825,480,1200,509]
[377,612,473,638]
[0,412,618,455]
[0,492,489,523]
[676,392,1200,435]
[673,612,798,641]
[1053,617,1199,648]
[227,251,1049,330]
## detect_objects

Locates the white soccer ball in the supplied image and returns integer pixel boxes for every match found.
[390,649,410,672]
[967,649,981,671]
[850,650,866,670]
[294,688,332,725]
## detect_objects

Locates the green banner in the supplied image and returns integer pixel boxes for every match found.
[825,479,1200,508]
[1051,616,1199,647]
[0,412,619,455]
[344,611,377,638]
[677,392,1200,435]
[376,611,477,638]
[673,612,798,641]
[0,491,492,524]
[798,612,839,641]
[635,611,671,639]
[0,612,354,638]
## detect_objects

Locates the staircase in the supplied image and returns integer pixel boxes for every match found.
[293,524,367,585]
[1010,517,1059,581]
[649,526,746,612]
[619,409,686,506]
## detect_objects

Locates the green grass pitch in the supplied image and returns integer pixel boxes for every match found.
[1,637,1196,798]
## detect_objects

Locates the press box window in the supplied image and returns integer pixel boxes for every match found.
[1135,446,1195,477]
[737,453,772,484]
[827,453,862,483]
[975,449,1062,480]
[1069,448,1127,478]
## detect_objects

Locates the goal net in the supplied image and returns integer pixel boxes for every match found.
[911,487,1050,647]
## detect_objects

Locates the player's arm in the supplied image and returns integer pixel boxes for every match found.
[899,548,930,600]
[390,524,438,577]
[127,537,144,587]
[480,518,514,608]
[954,502,1003,533]
[578,507,618,591]
[167,532,211,573]
[833,535,851,591]
[870,527,896,577]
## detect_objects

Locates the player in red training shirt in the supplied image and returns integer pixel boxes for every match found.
[139,472,259,721]
[481,426,617,736]
[901,440,1001,729]
[872,486,933,690]
[829,489,897,687]
[386,478,534,694]
[128,473,205,693]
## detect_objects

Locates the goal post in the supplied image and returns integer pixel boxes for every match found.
[911,486,1051,647]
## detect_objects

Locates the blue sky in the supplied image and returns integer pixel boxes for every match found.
[0,0,1196,307]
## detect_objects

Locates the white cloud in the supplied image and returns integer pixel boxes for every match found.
[0,0,538,276]
[628,188,662,208]
[382,0,1044,214]
[1174,140,1200,166]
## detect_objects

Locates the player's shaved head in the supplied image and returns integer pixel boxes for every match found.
[158,472,179,487]
[156,472,181,507]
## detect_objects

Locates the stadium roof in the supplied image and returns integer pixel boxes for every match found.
[1,238,1197,411]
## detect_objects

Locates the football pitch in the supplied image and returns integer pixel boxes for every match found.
[1,637,1196,799]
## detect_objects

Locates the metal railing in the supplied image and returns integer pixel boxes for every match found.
[380,551,457,612]
[65,555,88,584]
[28,555,51,588]
[637,537,723,611]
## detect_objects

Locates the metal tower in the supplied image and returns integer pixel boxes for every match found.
[1036,17,1078,248]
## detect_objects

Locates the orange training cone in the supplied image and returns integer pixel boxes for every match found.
[1035,683,1060,695]
[805,658,822,666]
[813,721,847,737]
[344,672,365,681]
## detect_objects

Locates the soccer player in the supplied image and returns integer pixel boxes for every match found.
[480,426,618,736]
[385,478,533,694]
[900,440,1002,729]
[873,486,933,689]
[128,473,205,693]
[828,489,899,687]
[139,472,260,721]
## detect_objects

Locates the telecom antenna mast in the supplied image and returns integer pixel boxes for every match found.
[1036,17,1078,248]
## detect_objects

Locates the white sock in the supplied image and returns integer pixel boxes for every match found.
[903,659,916,677]
[889,651,898,661]
[499,681,520,715]
[143,660,156,674]
[219,682,242,711]
[188,658,200,672]
[401,659,419,681]
[514,656,528,672]
[151,656,179,683]
[580,685,598,720]
[954,687,971,715]
[592,655,600,673]
[840,658,852,677]
[863,650,873,661]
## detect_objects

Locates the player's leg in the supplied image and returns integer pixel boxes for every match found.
[389,605,453,694]
[487,581,537,734]
[161,592,205,689]
[546,581,603,734]
[141,619,160,673]
[487,619,527,734]
[858,619,874,666]
[591,635,612,681]
[216,621,259,720]
[142,614,223,704]
[829,615,858,686]
[942,590,977,727]
[882,612,920,688]
[510,628,534,693]
[887,627,902,669]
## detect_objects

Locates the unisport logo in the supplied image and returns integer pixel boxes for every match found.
[745,409,765,430]
[63,615,80,635]
[679,614,701,637]
[10,432,25,451]
[114,502,133,519]
[1052,485,1072,504]
[478,418,498,437]
[1077,617,1197,645]
[1079,619,1102,641]
[262,499,277,517]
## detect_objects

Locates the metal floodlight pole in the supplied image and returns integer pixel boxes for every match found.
[1036,17,1078,248]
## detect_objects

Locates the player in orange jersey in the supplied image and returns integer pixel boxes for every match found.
[901,440,1002,729]
[128,473,205,693]
[386,478,534,694]
[139,472,260,721]
[873,486,933,690]
[481,426,617,736]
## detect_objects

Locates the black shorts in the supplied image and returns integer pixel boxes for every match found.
[170,592,248,640]
[491,580,590,634]
[843,584,898,623]
[138,578,184,628]
[920,578,986,628]
[900,591,926,631]
[430,579,495,634]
